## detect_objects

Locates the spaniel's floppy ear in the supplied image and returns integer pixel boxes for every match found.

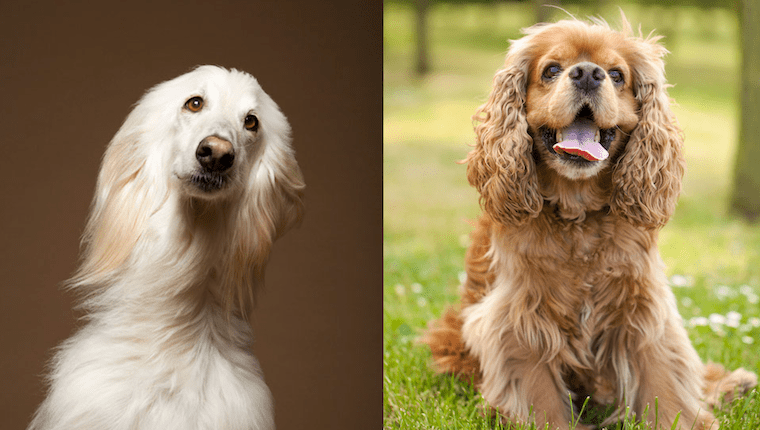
[466,38,542,226]
[611,35,685,229]
[221,91,305,316]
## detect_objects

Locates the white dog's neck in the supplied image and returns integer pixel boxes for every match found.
[34,195,271,430]
[86,193,255,355]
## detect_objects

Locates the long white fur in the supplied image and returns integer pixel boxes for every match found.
[29,66,304,430]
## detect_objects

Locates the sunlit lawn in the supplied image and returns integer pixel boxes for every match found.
[384,2,760,429]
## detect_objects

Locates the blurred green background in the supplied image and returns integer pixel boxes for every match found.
[384,1,760,428]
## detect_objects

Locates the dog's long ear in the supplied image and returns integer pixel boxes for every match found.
[466,37,542,226]
[611,34,685,229]
[221,91,305,316]
[69,104,168,291]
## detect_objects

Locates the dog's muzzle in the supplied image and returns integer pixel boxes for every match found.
[570,62,606,95]
[191,136,235,192]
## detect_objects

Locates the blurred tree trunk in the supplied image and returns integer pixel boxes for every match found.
[731,0,760,221]
[415,0,429,76]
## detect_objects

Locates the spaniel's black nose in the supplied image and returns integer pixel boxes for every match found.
[570,62,605,93]
[196,136,235,172]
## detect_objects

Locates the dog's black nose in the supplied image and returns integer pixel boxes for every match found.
[570,62,605,93]
[196,137,235,172]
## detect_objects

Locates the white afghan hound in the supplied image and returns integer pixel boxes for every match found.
[29,65,304,430]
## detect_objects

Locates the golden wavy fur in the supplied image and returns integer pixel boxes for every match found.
[422,17,756,430]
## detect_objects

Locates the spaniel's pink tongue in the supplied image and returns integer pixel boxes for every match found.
[552,118,609,161]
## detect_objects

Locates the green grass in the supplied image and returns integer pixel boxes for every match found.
[384,2,760,429]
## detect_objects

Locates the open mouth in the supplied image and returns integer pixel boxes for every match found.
[540,106,617,164]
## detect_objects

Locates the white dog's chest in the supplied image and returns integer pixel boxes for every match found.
[36,320,275,430]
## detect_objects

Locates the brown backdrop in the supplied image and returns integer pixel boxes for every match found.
[0,1,381,428]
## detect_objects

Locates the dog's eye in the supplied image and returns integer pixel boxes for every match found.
[244,114,259,131]
[609,69,624,84]
[184,96,204,112]
[542,64,562,80]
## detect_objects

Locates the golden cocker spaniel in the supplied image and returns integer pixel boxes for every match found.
[422,17,756,430]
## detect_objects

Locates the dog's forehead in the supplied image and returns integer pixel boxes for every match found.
[539,42,625,68]
[171,66,263,109]
[531,25,629,68]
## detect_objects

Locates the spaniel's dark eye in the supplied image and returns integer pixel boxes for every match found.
[244,114,259,131]
[184,96,204,112]
[609,69,624,84]
[542,64,562,80]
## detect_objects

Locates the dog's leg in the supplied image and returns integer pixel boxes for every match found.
[475,343,587,430]
[462,295,590,430]
[630,323,720,430]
